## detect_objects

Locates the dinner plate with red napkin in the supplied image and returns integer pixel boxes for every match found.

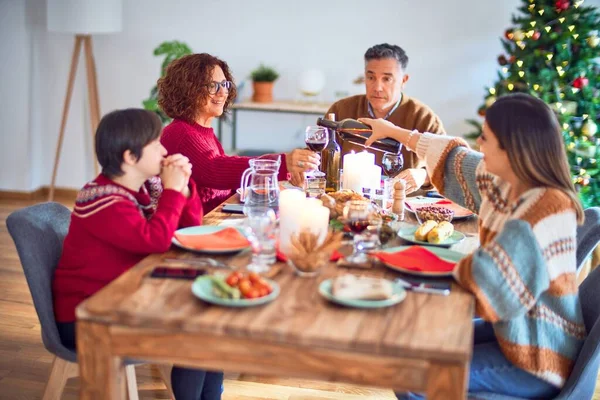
[372,245,464,277]
[404,197,474,220]
[173,226,251,254]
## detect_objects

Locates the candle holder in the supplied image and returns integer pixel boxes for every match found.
[287,230,344,277]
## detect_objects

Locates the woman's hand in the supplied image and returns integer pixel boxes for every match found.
[285,149,320,174]
[357,118,400,147]
[289,171,305,187]
[395,168,428,194]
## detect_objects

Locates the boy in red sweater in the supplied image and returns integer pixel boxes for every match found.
[52,109,223,400]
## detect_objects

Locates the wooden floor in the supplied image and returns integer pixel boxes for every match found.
[0,196,598,400]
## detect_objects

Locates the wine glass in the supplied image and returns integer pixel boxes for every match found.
[304,126,328,177]
[382,152,404,179]
[343,199,374,263]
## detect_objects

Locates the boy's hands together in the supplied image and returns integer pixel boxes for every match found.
[161,154,193,197]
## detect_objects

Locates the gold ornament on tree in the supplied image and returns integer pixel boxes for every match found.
[582,120,598,137]
[587,34,600,48]
[485,96,497,108]
[513,29,525,41]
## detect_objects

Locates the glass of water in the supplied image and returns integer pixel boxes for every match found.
[243,207,278,274]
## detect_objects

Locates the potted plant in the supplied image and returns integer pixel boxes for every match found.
[250,64,279,103]
[143,41,192,124]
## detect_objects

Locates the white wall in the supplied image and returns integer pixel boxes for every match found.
[2,0,599,191]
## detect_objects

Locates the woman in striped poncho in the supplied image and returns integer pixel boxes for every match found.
[361,93,586,399]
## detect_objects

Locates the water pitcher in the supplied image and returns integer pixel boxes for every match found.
[239,158,281,208]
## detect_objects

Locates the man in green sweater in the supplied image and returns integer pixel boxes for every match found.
[325,43,445,193]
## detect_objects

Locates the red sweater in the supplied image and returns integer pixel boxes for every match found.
[52,174,202,322]
[161,119,289,213]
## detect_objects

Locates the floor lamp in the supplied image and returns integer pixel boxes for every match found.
[46,0,123,200]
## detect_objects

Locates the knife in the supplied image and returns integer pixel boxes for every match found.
[395,278,451,296]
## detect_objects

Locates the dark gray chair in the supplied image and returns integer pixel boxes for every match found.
[577,207,600,270]
[470,265,600,400]
[6,202,174,399]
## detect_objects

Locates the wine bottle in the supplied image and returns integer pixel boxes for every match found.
[316,117,402,154]
[319,113,341,193]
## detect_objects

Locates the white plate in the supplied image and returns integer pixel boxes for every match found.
[319,279,406,308]
[172,226,250,255]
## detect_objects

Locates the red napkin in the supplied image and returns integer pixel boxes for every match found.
[372,246,456,273]
[175,227,250,250]
[276,249,343,263]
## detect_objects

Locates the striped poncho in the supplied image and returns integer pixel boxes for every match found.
[415,133,586,387]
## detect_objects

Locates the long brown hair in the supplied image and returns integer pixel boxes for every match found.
[157,53,237,122]
[485,93,584,224]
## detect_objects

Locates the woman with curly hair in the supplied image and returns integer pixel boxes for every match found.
[158,53,318,213]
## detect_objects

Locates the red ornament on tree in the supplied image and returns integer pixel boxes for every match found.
[532,31,541,40]
[505,29,514,40]
[498,55,508,66]
[509,55,517,64]
[555,0,570,12]
[573,77,589,89]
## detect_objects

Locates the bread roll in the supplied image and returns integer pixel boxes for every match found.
[332,275,393,300]
[415,220,438,241]
[427,221,454,244]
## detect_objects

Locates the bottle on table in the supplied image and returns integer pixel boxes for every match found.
[316,117,402,154]
[319,113,341,193]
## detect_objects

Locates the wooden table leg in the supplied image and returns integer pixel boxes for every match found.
[426,361,469,400]
[77,321,126,400]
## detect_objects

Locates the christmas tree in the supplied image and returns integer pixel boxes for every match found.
[467,0,600,207]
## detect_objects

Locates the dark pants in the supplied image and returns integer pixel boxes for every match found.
[57,322,223,400]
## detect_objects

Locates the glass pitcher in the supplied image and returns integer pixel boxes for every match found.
[239,158,281,208]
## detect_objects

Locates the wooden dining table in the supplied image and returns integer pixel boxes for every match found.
[76,195,478,400]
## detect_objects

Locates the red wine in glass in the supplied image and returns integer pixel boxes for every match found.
[305,126,329,177]
[306,140,327,152]
[347,219,369,233]
[382,153,404,178]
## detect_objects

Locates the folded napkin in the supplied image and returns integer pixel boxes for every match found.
[373,246,456,273]
[405,198,473,218]
[276,249,343,263]
[175,227,250,250]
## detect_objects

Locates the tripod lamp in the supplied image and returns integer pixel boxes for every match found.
[46,0,122,200]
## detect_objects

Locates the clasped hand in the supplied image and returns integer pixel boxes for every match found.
[161,154,192,196]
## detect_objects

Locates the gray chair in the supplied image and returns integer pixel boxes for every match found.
[6,202,173,399]
[470,265,600,400]
[576,207,600,270]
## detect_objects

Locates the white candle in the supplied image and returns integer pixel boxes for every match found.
[368,165,382,191]
[342,151,379,193]
[300,200,330,245]
[279,189,306,253]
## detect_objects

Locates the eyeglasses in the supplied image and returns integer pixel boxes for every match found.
[206,80,234,95]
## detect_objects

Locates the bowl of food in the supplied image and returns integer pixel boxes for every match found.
[415,205,454,224]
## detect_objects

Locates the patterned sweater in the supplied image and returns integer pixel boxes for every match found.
[415,133,586,387]
[161,119,289,214]
[52,174,202,322]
